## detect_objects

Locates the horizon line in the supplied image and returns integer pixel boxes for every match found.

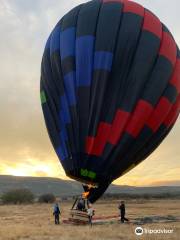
[0,174,180,187]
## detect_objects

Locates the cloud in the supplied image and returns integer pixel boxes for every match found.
[150,180,180,187]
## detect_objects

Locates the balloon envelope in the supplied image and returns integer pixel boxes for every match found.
[40,0,180,202]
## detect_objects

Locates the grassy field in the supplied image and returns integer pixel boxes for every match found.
[0,199,180,240]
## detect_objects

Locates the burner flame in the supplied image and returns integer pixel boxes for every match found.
[82,191,90,199]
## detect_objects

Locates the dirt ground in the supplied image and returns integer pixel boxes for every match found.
[0,199,180,240]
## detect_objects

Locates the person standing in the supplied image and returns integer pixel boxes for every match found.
[118,201,129,223]
[53,203,61,224]
[87,203,94,226]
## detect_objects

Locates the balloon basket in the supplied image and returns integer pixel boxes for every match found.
[64,209,90,225]
[63,196,90,225]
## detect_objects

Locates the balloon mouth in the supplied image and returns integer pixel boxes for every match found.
[66,170,111,203]
[82,183,96,199]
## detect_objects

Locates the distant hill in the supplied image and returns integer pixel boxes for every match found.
[0,175,180,198]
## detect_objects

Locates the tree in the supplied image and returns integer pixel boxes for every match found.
[1,189,34,204]
[38,193,56,203]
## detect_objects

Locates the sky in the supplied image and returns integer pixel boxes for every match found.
[0,0,180,186]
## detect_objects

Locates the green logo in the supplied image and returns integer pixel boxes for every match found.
[40,90,47,104]
[80,169,96,179]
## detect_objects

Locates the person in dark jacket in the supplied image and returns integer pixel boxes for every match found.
[118,201,129,223]
[53,203,61,224]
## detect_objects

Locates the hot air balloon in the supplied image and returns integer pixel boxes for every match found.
[40,0,180,203]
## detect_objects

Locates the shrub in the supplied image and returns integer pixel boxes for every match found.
[38,193,56,203]
[1,189,34,204]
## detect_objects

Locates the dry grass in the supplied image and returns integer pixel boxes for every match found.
[0,199,180,240]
